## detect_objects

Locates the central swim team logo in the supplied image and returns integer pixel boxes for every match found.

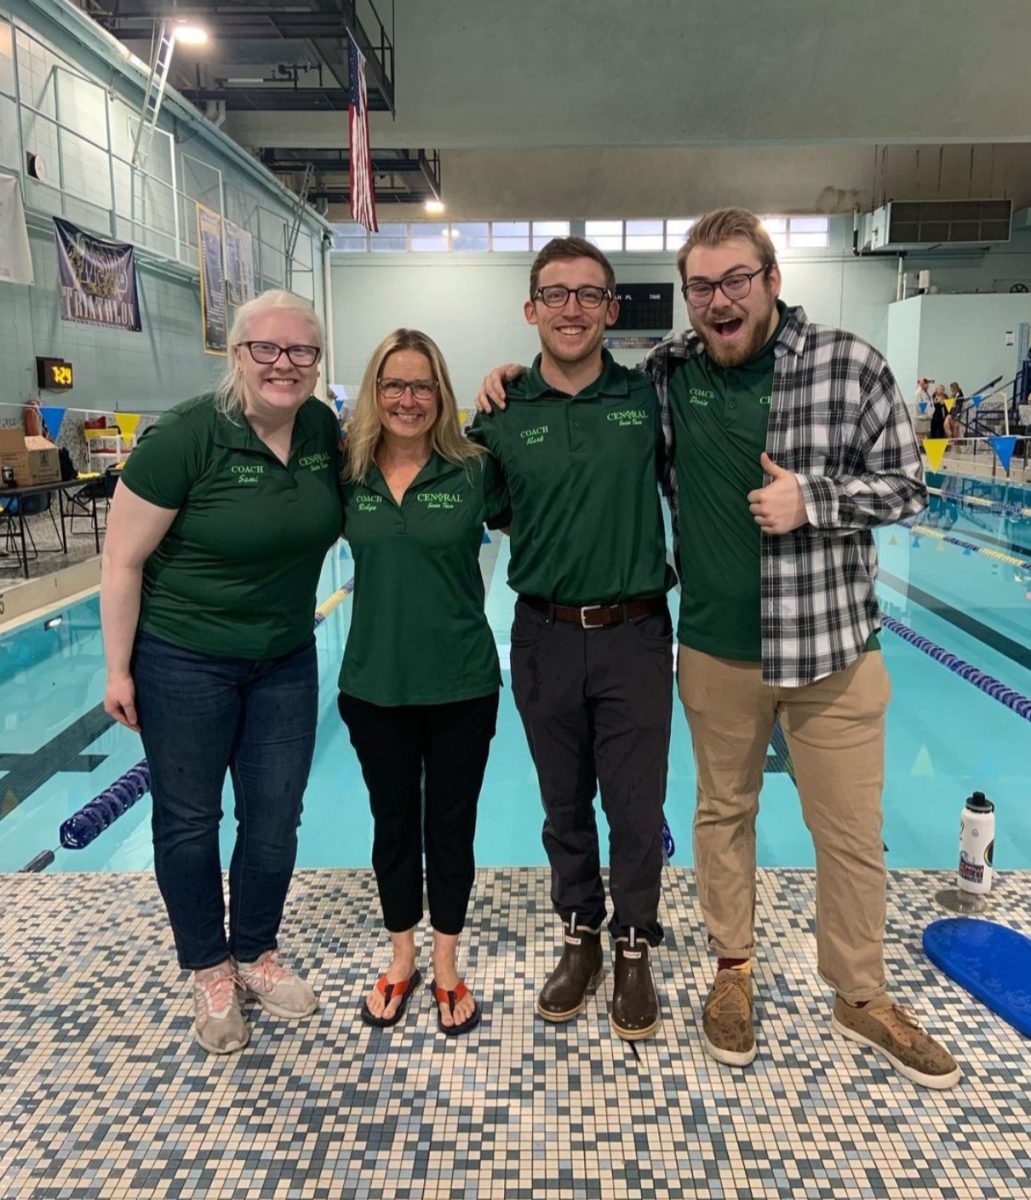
[418,492,462,511]
[520,424,549,446]
[607,407,648,428]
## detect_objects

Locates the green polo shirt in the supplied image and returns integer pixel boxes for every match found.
[670,307,785,659]
[671,304,878,660]
[468,351,670,607]
[121,393,343,659]
[339,451,509,706]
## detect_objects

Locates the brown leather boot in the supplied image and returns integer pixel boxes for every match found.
[536,920,603,1022]
[611,935,660,1040]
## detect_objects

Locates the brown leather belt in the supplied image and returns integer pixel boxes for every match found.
[519,594,666,630]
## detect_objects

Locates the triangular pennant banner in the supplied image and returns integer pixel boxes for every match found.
[910,745,935,777]
[917,401,928,414]
[924,438,949,471]
[972,393,983,408]
[944,397,954,412]
[989,435,1017,473]
[38,406,65,440]
[334,398,344,414]
[113,412,141,440]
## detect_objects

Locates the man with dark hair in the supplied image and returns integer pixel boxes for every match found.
[645,207,959,1089]
[469,237,673,1040]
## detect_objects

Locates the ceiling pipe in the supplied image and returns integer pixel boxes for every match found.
[204,99,226,127]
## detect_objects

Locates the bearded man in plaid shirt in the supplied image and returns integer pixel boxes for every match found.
[643,207,959,1089]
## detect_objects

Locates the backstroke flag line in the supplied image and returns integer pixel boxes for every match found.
[348,32,379,232]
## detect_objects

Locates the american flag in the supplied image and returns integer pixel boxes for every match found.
[347,32,378,232]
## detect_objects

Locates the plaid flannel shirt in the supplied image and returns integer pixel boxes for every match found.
[643,305,927,686]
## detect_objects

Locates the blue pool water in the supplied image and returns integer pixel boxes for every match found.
[2,471,1029,876]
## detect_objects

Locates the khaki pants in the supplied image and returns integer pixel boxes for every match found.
[678,646,891,1004]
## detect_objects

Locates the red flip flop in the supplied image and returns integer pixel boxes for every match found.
[360,969,421,1028]
[429,978,481,1036]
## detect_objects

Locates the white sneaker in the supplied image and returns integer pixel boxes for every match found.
[193,964,248,1054]
[236,950,317,1019]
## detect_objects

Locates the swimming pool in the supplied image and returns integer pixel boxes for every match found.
[2,471,1029,876]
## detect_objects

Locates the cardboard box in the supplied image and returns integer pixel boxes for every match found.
[0,427,61,486]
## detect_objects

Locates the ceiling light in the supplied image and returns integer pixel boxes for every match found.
[424,199,445,215]
[172,22,208,46]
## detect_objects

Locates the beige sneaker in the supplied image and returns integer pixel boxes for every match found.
[236,950,317,1019]
[832,996,962,1089]
[193,964,248,1054]
[702,968,756,1066]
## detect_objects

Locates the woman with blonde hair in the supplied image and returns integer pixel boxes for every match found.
[102,288,343,1054]
[338,328,509,1036]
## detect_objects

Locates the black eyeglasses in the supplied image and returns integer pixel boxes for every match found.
[378,378,439,401]
[531,285,613,309]
[242,341,321,367]
[681,265,771,308]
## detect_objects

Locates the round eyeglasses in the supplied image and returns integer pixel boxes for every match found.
[378,378,439,402]
[681,264,771,308]
[532,285,613,309]
[242,341,321,367]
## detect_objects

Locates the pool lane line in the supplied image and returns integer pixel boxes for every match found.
[878,568,1031,674]
[901,521,1031,571]
[910,517,1031,562]
[926,486,1031,519]
[880,613,1031,725]
[18,580,358,872]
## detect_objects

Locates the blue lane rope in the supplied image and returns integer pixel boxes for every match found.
[881,613,1031,724]
[18,578,357,872]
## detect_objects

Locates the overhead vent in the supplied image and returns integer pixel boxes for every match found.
[860,200,1012,250]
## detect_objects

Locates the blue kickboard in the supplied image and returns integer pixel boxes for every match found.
[923,917,1031,1038]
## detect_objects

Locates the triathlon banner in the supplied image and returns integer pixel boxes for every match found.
[197,203,227,354]
[53,217,141,332]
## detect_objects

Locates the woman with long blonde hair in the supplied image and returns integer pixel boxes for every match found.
[338,328,509,1036]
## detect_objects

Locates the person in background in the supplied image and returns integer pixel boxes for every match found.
[101,289,343,1054]
[469,238,674,1042]
[913,377,932,413]
[338,328,508,1036]
[930,384,949,441]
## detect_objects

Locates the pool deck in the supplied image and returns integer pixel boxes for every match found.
[1,866,1029,1200]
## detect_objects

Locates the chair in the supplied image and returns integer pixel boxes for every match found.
[6,490,61,561]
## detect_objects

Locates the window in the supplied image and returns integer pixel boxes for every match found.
[409,222,449,252]
[531,220,570,249]
[451,222,489,251]
[331,222,367,252]
[665,219,694,250]
[788,215,830,248]
[491,221,529,251]
[585,220,623,251]
[370,223,407,252]
[625,219,664,251]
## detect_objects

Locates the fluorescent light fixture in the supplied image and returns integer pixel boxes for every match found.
[424,199,445,215]
[172,22,208,46]
[43,616,63,631]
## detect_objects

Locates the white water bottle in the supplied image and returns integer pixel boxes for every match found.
[957,791,995,895]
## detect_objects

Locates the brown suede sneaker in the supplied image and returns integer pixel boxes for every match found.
[832,996,962,1089]
[702,968,756,1066]
[536,921,603,1022]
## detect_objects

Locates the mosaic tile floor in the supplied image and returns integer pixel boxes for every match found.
[1,868,1029,1200]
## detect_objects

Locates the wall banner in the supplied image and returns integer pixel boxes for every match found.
[197,203,227,354]
[53,217,141,332]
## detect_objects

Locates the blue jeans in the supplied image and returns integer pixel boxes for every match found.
[132,632,318,969]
